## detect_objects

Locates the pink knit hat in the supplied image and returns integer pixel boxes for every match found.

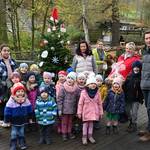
[43,72,52,78]
[112,77,123,87]
[58,70,67,76]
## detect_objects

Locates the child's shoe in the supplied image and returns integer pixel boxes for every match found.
[45,138,52,145]
[88,136,96,144]
[62,134,68,141]
[68,133,75,139]
[18,137,27,150]
[106,126,111,135]
[82,136,87,145]
[38,137,45,144]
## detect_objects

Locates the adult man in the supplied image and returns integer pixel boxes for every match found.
[140,30,150,141]
[0,44,17,125]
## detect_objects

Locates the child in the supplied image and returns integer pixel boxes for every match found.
[74,73,86,133]
[77,77,103,145]
[35,87,57,144]
[123,61,143,132]
[40,72,56,99]
[17,63,29,83]
[57,72,79,141]
[4,82,32,150]
[55,70,67,134]
[30,64,42,86]
[103,77,125,134]
[96,74,108,102]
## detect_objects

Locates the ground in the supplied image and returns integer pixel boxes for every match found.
[0,105,150,150]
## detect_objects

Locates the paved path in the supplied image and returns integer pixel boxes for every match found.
[0,105,150,150]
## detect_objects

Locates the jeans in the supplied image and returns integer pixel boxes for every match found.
[142,90,150,132]
[11,125,25,140]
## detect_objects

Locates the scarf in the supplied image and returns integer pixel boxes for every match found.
[86,87,98,98]
[4,59,13,79]
[63,81,77,93]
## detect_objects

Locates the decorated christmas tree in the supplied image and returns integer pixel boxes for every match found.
[39,7,72,73]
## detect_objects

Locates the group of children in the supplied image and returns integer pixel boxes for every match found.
[0,59,143,149]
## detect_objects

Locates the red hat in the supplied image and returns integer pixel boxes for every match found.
[58,71,67,76]
[11,82,26,96]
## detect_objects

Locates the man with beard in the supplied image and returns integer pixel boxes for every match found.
[0,44,17,126]
[139,30,150,141]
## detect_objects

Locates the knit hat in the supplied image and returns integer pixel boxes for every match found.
[39,87,49,95]
[26,71,36,81]
[11,82,26,96]
[67,72,77,80]
[132,60,142,69]
[126,42,136,51]
[112,77,123,87]
[88,72,95,78]
[77,73,86,79]
[86,77,97,86]
[30,64,39,71]
[43,72,53,78]
[58,70,67,76]
[19,63,28,68]
[11,72,21,80]
[66,67,73,73]
[95,74,103,82]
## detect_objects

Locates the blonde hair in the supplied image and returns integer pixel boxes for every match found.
[30,64,40,72]
[126,42,136,51]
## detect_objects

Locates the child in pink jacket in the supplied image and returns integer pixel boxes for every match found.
[77,77,103,145]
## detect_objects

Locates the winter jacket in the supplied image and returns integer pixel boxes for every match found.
[35,96,57,125]
[77,89,103,122]
[123,73,143,104]
[99,84,108,102]
[109,54,140,80]
[57,84,79,115]
[141,46,150,90]
[4,97,32,126]
[72,55,97,73]
[103,89,125,114]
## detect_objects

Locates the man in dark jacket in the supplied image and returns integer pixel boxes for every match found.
[0,44,17,126]
[140,30,150,141]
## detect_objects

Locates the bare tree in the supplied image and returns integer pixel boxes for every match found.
[0,0,8,44]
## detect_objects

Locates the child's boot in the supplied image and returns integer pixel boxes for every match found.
[106,126,111,135]
[112,125,119,134]
[18,137,27,150]
[62,134,68,141]
[88,135,96,144]
[10,139,17,150]
[68,133,76,139]
[82,135,87,145]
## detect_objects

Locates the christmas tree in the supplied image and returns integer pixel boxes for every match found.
[39,7,72,73]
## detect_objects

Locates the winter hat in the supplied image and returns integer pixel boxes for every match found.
[19,63,28,68]
[43,71,53,78]
[88,72,95,78]
[30,64,40,71]
[132,60,142,69]
[112,77,123,87]
[39,87,49,95]
[26,71,36,81]
[126,42,136,51]
[66,67,73,73]
[86,77,97,86]
[77,73,86,79]
[58,70,67,76]
[11,72,21,80]
[67,72,77,80]
[11,82,26,96]
[95,74,103,82]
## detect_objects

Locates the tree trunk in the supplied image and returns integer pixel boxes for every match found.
[0,0,8,44]
[15,9,21,51]
[82,0,90,44]
[111,0,120,46]
[31,0,35,59]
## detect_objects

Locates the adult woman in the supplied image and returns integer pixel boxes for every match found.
[72,41,97,74]
[109,42,140,81]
